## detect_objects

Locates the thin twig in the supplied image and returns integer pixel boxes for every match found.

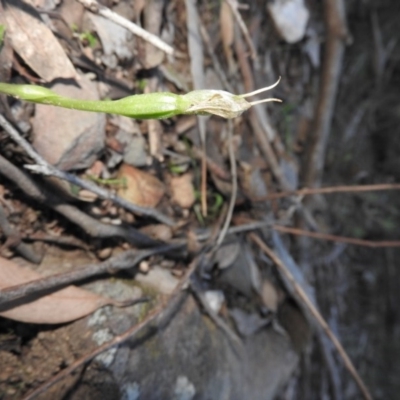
[302,0,350,187]
[225,0,258,61]
[195,219,273,241]
[191,146,231,181]
[249,111,291,190]
[0,244,182,307]
[233,33,291,190]
[22,256,200,400]
[0,204,41,264]
[22,232,88,249]
[184,0,208,216]
[0,114,174,226]
[255,183,400,201]
[273,224,400,248]
[75,0,174,55]
[199,22,234,93]
[0,220,274,308]
[29,164,174,226]
[249,233,372,400]
[200,136,208,217]
[216,120,237,247]
[190,274,243,354]
[0,154,158,247]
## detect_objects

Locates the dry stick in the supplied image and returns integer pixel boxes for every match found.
[190,275,243,353]
[225,0,258,61]
[0,204,41,264]
[249,111,291,190]
[233,32,291,190]
[273,224,400,248]
[75,0,174,56]
[0,244,181,307]
[256,183,400,201]
[199,22,234,93]
[185,0,208,216]
[22,257,199,400]
[216,120,237,247]
[202,17,275,238]
[302,0,350,187]
[195,219,273,241]
[1,221,272,308]
[28,163,174,226]
[0,155,157,247]
[191,147,231,181]
[0,114,174,226]
[200,138,208,216]
[249,233,373,400]
[22,232,88,249]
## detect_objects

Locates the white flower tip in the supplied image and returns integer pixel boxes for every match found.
[250,98,282,106]
[240,77,281,98]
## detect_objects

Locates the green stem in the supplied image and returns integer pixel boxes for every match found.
[0,81,281,120]
[0,82,185,119]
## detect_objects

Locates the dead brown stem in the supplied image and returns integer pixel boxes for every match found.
[273,225,400,248]
[302,0,350,187]
[191,146,231,181]
[216,120,237,247]
[199,21,234,93]
[254,183,400,200]
[225,0,258,61]
[0,204,41,263]
[234,32,290,190]
[0,154,158,247]
[249,233,372,400]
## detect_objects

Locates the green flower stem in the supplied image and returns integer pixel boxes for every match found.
[0,79,281,120]
[0,82,184,119]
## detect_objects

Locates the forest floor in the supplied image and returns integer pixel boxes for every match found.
[0,0,400,399]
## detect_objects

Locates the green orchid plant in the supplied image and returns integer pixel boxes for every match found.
[0,79,281,120]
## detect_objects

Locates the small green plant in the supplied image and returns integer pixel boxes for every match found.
[79,31,98,48]
[193,189,225,224]
[137,79,147,92]
[0,79,281,120]
[71,24,98,48]
[167,162,188,174]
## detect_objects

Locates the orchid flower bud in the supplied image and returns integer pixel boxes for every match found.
[181,77,281,119]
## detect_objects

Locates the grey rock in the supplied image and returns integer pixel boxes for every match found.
[32,75,105,171]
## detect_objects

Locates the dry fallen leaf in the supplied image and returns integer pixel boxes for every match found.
[3,0,77,81]
[0,257,111,324]
[117,164,165,208]
[170,173,195,209]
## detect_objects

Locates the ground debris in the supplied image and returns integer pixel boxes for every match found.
[0,0,399,399]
